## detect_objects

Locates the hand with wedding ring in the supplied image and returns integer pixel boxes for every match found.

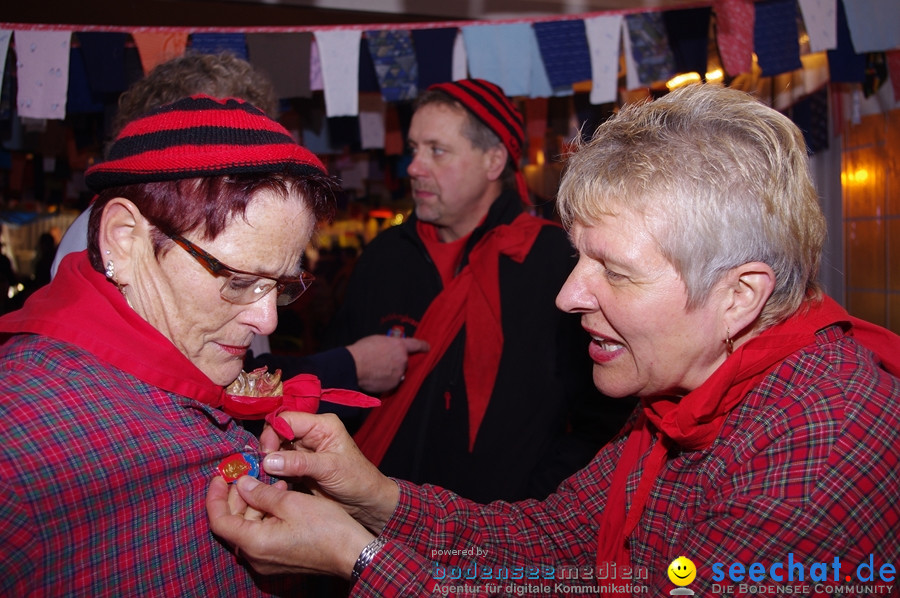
[207,412,398,578]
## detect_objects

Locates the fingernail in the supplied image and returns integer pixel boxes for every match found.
[237,475,261,490]
[264,453,285,473]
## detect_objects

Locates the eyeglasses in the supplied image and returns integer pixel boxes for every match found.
[165,232,313,306]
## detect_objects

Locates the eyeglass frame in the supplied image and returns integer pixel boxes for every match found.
[163,231,314,306]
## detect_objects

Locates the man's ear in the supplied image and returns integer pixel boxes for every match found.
[98,197,143,286]
[722,261,776,339]
[484,144,508,182]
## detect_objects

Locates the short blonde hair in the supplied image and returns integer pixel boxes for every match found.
[557,84,825,329]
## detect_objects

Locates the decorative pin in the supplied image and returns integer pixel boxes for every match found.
[216,452,260,483]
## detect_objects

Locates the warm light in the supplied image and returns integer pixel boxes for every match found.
[535,149,545,167]
[705,69,724,83]
[666,72,701,90]
[842,168,870,185]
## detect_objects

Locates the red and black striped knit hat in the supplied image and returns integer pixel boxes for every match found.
[85,95,327,192]
[428,79,530,205]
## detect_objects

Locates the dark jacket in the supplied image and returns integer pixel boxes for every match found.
[326,190,634,502]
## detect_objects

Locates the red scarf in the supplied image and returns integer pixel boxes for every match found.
[595,295,900,595]
[354,214,552,464]
[0,252,377,439]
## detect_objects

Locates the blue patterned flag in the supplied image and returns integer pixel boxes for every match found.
[754,0,803,77]
[365,30,418,102]
[532,20,592,91]
[624,12,677,88]
[189,33,248,60]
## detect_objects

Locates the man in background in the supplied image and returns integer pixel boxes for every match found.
[327,79,632,502]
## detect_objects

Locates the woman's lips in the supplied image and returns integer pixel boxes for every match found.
[219,343,250,356]
[587,334,625,364]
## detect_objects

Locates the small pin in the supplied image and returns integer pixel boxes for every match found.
[216,452,260,483]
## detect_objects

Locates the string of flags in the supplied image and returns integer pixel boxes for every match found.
[0,0,898,124]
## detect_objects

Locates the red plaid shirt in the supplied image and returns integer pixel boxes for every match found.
[354,324,900,597]
[0,334,298,596]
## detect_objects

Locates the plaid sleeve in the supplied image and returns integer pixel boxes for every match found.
[0,478,39,594]
[353,455,621,597]
[657,339,900,594]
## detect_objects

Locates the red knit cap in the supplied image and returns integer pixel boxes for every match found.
[427,79,530,205]
[85,95,327,192]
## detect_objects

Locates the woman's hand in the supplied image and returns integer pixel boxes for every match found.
[259,411,400,534]
[206,475,373,578]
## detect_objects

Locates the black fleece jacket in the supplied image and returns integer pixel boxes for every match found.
[326,190,634,502]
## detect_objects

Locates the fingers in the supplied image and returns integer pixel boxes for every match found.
[260,411,329,453]
[402,337,430,354]
[227,479,249,515]
[233,475,288,515]
[259,424,282,453]
[207,476,232,521]
[262,449,326,480]
[207,477,255,545]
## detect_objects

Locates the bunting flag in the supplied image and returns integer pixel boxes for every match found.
[715,0,756,76]
[66,43,106,114]
[358,36,380,93]
[314,29,362,117]
[0,3,893,125]
[358,91,386,149]
[528,29,554,98]
[798,0,838,52]
[623,12,676,89]
[131,31,188,75]
[246,32,312,100]
[15,30,71,120]
[887,50,900,103]
[0,30,11,105]
[310,39,323,91]
[584,14,623,105]
[365,30,419,102]
[451,30,468,81]
[754,0,803,77]
[664,7,711,76]
[532,20,593,91]
[842,0,900,54]
[790,86,829,153]
[462,23,539,98]
[75,32,129,94]
[411,27,457,89]
[827,0,866,83]
[301,100,332,154]
[189,32,248,59]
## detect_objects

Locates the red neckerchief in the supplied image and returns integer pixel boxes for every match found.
[354,214,553,464]
[595,295,900,594]
[417,220,470,287]
[0,252,377,438]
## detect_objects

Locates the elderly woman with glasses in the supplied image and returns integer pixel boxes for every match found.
[0,95,366,596]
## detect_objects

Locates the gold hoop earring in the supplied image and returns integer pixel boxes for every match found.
[724,329,734,355]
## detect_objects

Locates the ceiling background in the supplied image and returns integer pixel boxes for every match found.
[4,0,708,27]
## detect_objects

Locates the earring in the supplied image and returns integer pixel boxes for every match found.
[724,329,734,355]
[105,260,116,280]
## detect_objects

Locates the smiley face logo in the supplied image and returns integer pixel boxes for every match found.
[668,556,697,587]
